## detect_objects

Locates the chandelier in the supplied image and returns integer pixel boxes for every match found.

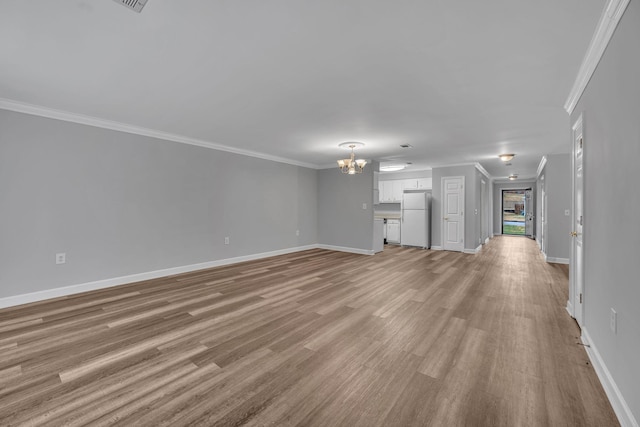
[337,142,367,175]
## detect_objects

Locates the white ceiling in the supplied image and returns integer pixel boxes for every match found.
[0,0,605,179]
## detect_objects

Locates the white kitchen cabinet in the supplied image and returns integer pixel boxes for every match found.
[403,179,418,190]
[379,179,431,202]
[417,178,432,189]
[379,180,401,203]
[391,181,403,202]
[386,219,401,243]
[379,181,391,202]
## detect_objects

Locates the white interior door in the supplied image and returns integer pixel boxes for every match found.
[571,116,585,325]
[442,176,465,252]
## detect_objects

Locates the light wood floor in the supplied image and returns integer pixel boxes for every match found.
[0,236,619,426]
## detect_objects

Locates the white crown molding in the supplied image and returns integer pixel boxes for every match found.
[0,244,320,309]
[0,98,319,169]
[564,0,631,114]
[536,155,548,178]
[433,162,476,169]
[474,163,492,180]
[582,328,638,427]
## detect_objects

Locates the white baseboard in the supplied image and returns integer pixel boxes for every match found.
[566,300,574,318]
[0,245,320,309]
[546,257,570,265]
[485,237,490,245]
[430,245,443,251]
[317,244,375,256]
[581,329,638,427]
[463,244,482,255]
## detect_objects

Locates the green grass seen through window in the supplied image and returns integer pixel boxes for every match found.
[503,224,525,235]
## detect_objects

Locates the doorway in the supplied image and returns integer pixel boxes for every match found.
[502,190,526,235]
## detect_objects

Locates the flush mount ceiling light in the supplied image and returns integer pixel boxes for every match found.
[509,174,518,180]
[337,142,367,175]
[379,164,407,172]
[499,154,515,162]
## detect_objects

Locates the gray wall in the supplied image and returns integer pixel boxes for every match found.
[570,0,640,421]
[492,180,536,236]
[539,154,571,260]
[317,167,374,251]
[0,110,318,299]
[431,164,480,250]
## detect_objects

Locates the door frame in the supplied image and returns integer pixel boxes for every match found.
[569,113,585,324]
[500,188,530,236]
[441,176,465,251]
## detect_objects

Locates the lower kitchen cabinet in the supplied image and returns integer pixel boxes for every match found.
[386,219,401,244]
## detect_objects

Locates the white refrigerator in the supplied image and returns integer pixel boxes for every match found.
[401,191,431,248]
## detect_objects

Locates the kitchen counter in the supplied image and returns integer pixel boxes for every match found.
[374,212,401,220]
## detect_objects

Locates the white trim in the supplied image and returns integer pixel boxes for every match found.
[434,162,477,169]
[0,98,319,169]
[0,245,320,309]
[474,163,492,180]
[316,244,375,256]
[546,257,570,265]
[571,113,585,327]
[581,329,639,427]
[536,156,548,178]
[430,246,443,251]
[566,300,574,317]
[564,0,632,114]
[484,237,491,245]
[463,244,483,255]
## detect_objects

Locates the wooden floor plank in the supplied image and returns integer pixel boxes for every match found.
[0,237,619,426]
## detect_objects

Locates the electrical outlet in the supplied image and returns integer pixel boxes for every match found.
[564,209,570,216]
[296,230,300,236]
[362,203,367,210]
[610,308,617,334]
[56,253,66,264]
[224,237,230,245]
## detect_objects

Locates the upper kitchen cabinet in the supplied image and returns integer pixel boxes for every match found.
[379,180,404,203]
[379,178,432,203]
[417,178,432,189]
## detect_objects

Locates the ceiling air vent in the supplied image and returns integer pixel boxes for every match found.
[113,0,148,13]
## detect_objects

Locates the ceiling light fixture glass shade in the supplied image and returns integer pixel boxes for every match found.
[379,164,407,172]
[337,142,367,174]
[509,174,518,180]
[499,154,515,162]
